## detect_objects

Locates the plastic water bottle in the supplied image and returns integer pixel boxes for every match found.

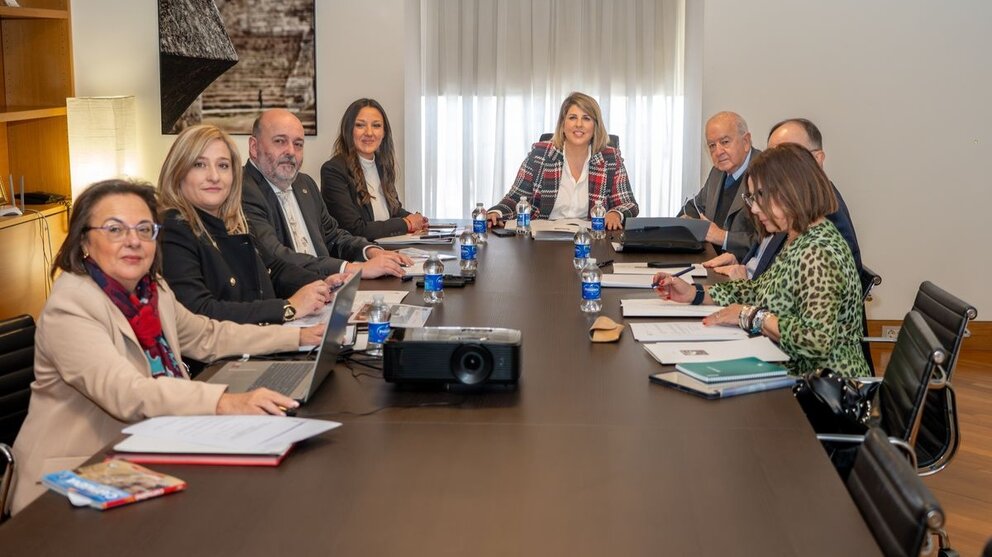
[366,295,391,357]
[423,251,444,305]
[580,258,602,313]
[515,196,532,236]
[573,226,591,270]
[471,202,488,244]
[590,198,607,240]
[460,229,478,277]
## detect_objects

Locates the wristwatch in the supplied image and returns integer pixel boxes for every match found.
[282,303,297,322]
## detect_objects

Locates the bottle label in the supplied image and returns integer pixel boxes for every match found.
[424,274,443,292]
[591,217,605,231]
[473,219,486,234]
[461,244,477,261]
[517,213,531,227]
[574,243,590,259]
[368,321,391,344]
[582,281,601,301]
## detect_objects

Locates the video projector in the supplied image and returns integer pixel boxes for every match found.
[383,327,521,386]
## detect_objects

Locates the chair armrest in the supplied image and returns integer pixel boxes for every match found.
[863,336,896,344]
[855,376,883,385]
[0,443,14,520]
[817,433,917,468]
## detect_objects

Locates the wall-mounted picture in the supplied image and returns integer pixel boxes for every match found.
[158,0,317,135]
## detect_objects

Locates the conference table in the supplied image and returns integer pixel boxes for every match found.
[0,230,880,556]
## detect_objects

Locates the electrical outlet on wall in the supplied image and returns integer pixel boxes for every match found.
[881,326,900,340]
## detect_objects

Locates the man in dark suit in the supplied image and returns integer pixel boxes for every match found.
[242,109,410,278]
[679,111,760,260]
[704,118,863,280]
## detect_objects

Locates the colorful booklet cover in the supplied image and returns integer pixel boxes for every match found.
[675,357,789,383]
[42,459,186,510]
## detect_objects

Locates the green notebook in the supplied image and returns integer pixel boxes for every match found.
[675,357,790,383]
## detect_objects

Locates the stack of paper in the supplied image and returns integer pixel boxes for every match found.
[113,416,341,466]
[643,336,790,365]
[503,218,591,240]
[602,273,692,288]
[630,322,749,342]
[621,298,721,317]
[611,262,706,277]
[376,232,456,245]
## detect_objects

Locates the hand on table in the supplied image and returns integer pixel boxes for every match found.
[701,303,743,327]
[217,388,299,416]
[605,211,623,230]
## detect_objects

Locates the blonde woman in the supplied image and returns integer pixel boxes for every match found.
[488,92,639,230]
[158,124,344,326]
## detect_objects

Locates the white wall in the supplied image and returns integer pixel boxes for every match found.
[70,0,407,196]
[700,0,990,319]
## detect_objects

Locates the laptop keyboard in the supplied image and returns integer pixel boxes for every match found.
[246,362,313,395]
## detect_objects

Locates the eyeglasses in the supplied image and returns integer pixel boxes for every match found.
[83,222,161,242]
[741,190,764,209]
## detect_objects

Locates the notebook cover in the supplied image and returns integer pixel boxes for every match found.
[675,357,789,383]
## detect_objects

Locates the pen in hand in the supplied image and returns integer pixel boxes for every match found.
[650,267,694,288]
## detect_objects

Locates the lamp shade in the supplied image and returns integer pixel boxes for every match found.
[66,96,138,199]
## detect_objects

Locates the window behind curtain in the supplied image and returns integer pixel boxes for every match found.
[409,0,685,219]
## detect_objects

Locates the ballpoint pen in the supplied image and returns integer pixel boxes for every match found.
[651,267,693,288]
[596,259,614,268]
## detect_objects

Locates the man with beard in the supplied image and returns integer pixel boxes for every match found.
[242,109,409,278]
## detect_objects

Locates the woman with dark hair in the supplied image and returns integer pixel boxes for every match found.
[488,92,639,230]
[158,124,345,326]
[652,143,868,376]
[320,99,428,240]
[9,179,310,514]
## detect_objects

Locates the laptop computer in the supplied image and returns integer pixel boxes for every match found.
[620,217,709,253]
[206,272,360,403]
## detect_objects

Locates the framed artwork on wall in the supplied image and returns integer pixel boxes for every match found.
[158,0,317,135]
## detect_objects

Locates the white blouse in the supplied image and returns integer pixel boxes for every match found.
[361,156,391,221]
[549,147,592,220]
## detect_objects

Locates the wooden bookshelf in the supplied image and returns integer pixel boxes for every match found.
[0,0,72,320]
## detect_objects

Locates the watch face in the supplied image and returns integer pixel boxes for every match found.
[284,305,297,321]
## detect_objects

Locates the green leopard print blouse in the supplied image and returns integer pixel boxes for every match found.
[709,220,869,377]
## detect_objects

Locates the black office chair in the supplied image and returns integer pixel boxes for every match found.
[847,427,950,557]
[818,311,945,475]
[859,265,882,375]
[865,282,977,475]
[0,314,36,520]
[538,133,620,150]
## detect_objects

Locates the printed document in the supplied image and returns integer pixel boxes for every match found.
[611,262,706,277]
[630,322,749,342]
[602,274,692,288]
[643,336,790,364]
[621,298,721,317]
[122,416,341,452]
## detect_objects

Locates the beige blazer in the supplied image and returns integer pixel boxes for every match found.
[10,272,299,514]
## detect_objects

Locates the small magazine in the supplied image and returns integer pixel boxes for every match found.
[675,357,789,383]
[42,459,186,510]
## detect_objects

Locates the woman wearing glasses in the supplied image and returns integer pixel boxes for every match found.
[9,179,310,514]
[652,143,868,376]
[158,124,346,327]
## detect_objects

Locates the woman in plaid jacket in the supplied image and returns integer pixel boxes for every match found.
[488,92,639,230]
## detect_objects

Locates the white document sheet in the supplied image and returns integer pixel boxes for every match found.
[643,336,790,364]
[630,322,749,342]
[602,273,692,288]
[611,262,707,277]
[352,290,408,309]
[399,247,457,261]
[376,232,456,245]
[621,298,722,317]
[122,416,342,452]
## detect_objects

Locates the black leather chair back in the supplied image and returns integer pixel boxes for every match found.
[0,315,35,446]
[847,427,944,557]
[910,281,977,474]
[538,133,620,150]
[875,311,944,445]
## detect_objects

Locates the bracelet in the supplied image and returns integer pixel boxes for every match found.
[690,283,705,305]
[751,308,768,336]
[738,305,752,331]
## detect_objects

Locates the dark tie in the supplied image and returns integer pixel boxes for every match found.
[723,173,736,189]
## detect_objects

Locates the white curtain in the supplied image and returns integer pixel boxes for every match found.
[408,0,685,219]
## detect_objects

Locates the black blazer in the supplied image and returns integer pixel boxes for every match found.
[241,162,372,277]
[160,208,313,324]
[320,154,411,241]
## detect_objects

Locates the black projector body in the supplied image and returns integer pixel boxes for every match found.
[383,327,522,386]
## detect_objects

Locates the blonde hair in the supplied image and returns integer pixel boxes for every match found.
[157,124,248,243]
[552,92,610,154]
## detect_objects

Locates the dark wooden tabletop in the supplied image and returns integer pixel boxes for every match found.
[0,232,880,556]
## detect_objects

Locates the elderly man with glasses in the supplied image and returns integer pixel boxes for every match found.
[703,117,862,280]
